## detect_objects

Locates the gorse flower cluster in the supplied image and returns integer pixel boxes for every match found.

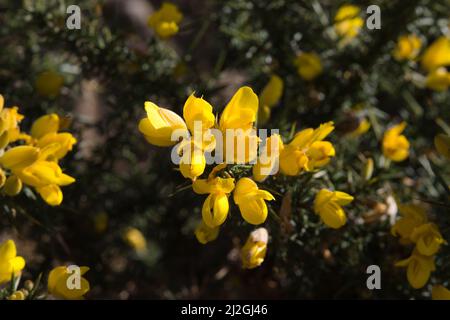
[0,95,76,206]
[139,84,355,268]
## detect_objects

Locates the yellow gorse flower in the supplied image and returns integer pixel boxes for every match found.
[425,67,450,91]
[382,122,410,162]
[434,133,450,159]
[139,94,214,180]
[195,221,219,244]
[392,202,445,289]
[252,134,283,182]
[334,5,364,40]
[48,266,90,300]
[432,285,450,300]
[241,228,268,269]
[0,108,77,206]
[421,36,450,72]
[0,95,25,145]
[148,2,183,39]
[410,223,444,256]
[123,227,147,252]
[313,189,353,229]
[393,34,422,61]
[35,70,64,97]
[0,239,26,285]
[295,52,323,81]
[233,177,275,225]
[192,164,235,228]
[395,249,435,289]
[279,121,335,176]
[219,87,259,164]
[138,101,188,147]
[391,204,428,244]
[258,75,283,124]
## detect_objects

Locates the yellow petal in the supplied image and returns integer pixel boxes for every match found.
[31,114,60,139]
[0,146,39,170]
[138,101,188,147]
[36,184,63,206]
[202,193,229,228]
[432,285,450,300]
[183,93,215,133]
[219,86,258,130]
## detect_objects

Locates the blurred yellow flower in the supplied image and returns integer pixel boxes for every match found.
[348,118,371,137]
[421,36,450,72]
[295,52,323,80]
[314,189,353,229]
[279,122,335,176]
[410,223,444,256]
[391,204,428,244]
[253,134,284,182]
[192,165,235,228]
[435,133,450,159]
[48,266,90,300]
[233,177,275,225]
[195,221,219,244]
[0,239,26,285]
[395,250,435,289]
[432,285,450,300]
[241,228,268,269]
[393,34,422,61]
[123,227,147,252]
[334,5,363,40]
[382,122,410,162]
[425,67,450,91]
[7,290,26,300]
[258,75,283,124]
[148,2,183,39]
[35,70,64,97]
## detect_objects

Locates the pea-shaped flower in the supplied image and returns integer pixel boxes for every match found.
[393,34,422,61]
[48,266,90,300]
[410,223,444,256]
[241,228,268,269]
[294,52,323,81]
[313,189,353,229]
[382,122,410,162]
[195,221,219,244]
[192,165,235,228]
[0,239,26,285]
[391,204,428,244]
[148,2,183,39]
[233,178,275,225]
[395,250,435,289]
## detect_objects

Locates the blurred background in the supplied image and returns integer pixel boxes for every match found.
[0,0,449,299]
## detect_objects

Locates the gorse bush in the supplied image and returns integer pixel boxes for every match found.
[0,0,449,299]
